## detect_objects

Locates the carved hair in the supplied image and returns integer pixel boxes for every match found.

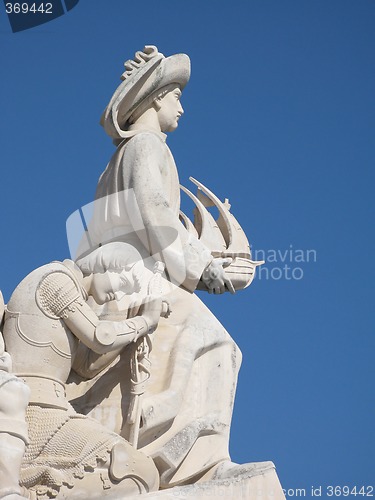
[76,242,144,292]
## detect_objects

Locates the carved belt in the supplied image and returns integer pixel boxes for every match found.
[17,374,69,411]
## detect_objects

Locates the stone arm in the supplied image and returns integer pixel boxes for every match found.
[62,298,157,355]
[37,271,161,358]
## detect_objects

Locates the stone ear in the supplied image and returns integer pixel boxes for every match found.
[153,97,162,111]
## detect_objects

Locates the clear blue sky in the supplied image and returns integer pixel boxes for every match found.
[0,1,374,497]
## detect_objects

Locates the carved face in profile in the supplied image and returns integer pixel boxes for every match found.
[76,242,144,305]
[155,85,184,132]
[89,268,136,305]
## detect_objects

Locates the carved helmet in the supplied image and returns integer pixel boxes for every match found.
[101,45,190,141]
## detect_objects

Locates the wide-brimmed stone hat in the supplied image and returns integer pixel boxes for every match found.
[101,45,190,141]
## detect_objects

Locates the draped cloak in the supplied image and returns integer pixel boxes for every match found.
[69,129,243,487]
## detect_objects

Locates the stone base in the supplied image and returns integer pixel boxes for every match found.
[140,463,285,500]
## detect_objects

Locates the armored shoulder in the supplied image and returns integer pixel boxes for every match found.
[36,270,83,319]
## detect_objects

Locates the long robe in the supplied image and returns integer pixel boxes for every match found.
[72,129,242,487]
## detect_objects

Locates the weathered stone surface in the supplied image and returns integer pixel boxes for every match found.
[140,464,284,499]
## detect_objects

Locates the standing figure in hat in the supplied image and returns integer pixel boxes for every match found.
[73,46,275,488]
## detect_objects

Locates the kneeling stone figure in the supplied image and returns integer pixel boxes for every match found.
[2,243,161,499]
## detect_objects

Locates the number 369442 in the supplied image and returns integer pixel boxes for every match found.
[5,3,53,14]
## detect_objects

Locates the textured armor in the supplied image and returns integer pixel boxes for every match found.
[3,262,86,386]
[36,271,82,320]
[20,405,157,498]
[20,405,120,495]
[94,316,149,347]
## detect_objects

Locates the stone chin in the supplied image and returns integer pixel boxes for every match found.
[164,118,180,133]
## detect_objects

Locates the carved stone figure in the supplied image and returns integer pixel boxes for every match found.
[0,45,285,499]
[67,46,282,496]
[0,293,30,500]
[2,243,162,499]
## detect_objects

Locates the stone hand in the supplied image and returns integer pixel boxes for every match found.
[128,294,170,320]
[0,351,12,373]
[127,295,144,319]
[141,295,164,331]
[201,258,235,294]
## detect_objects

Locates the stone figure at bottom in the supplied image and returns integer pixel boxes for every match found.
[0,307,30,500]
[2,243,162,499]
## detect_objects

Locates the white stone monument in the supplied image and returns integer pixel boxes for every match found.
[0,46,285,499]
